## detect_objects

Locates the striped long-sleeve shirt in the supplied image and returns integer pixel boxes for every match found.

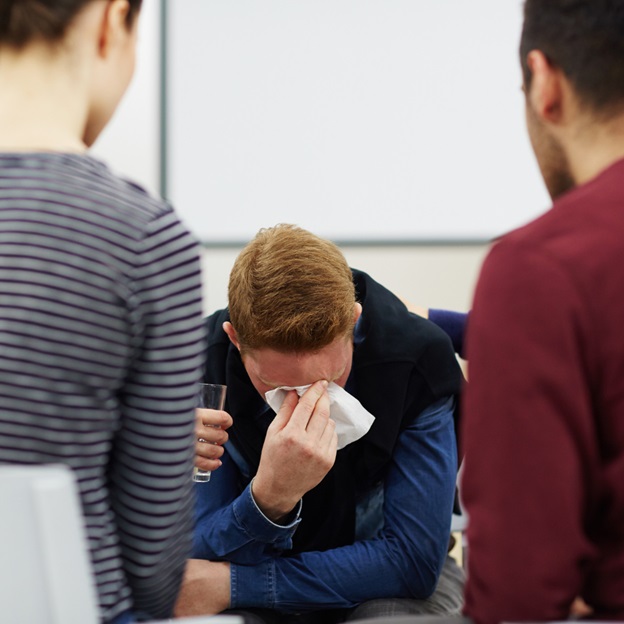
[0,152,205,622]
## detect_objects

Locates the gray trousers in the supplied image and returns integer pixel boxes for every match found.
[347,556,465,620]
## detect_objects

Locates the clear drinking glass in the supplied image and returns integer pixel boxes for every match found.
[193,383,227,483]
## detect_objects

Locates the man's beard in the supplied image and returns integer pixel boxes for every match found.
[526,104,576,200]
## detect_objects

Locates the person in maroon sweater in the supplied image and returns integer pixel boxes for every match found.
[461,1,624,622]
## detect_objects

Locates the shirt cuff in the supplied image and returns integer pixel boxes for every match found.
[232,481,302,546]
[230,560,275,609]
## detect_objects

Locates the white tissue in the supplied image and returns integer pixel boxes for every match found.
[264,382,375,449]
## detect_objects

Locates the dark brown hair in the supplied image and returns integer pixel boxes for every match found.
[520,0,624,116]
[228,224,357,353]
[0,0,142,48]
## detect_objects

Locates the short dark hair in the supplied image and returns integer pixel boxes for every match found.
[0,0,143,49]
[520,0,624,116]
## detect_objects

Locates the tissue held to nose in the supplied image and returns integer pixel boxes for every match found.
[265,382,375,449]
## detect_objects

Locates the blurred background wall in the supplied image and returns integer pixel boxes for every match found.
[90,1,538,317]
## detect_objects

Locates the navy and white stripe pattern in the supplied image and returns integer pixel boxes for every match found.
[0,153,205,622]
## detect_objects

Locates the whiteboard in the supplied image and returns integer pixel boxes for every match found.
[166,0,550,243]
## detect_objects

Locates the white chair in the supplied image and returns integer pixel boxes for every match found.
[0,464,242,624]
[0,464,99,624]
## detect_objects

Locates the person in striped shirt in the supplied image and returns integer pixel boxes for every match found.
[0,1,205,622]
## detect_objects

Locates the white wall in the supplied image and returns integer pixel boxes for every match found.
[88,1,499,318]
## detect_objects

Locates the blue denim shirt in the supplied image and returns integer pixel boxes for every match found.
[193,395,457,612]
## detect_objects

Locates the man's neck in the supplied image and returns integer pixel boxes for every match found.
[567,113,624,188]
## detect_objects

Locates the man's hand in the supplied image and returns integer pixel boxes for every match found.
[570,597,593,618]
[195,408,233,473]
[174,559,231,618]
[252,380,337,522]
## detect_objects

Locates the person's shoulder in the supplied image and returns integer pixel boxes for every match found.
[52,154,178,235]
[204,308,230,346]
[12,153,191,253]
[353,268,457,363]
[203,309,233,383]
[86,157,174,222]
[496,164,624,264]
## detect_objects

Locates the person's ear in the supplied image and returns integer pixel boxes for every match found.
[223,321,241,350]
[525,50,565,125]
[353,302,362,324]
[96,0,132,58]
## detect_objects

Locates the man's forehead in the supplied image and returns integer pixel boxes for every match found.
[247,343,349,386]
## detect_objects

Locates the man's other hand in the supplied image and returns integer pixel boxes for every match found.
[195,408,233,473]
[174,559,231,617]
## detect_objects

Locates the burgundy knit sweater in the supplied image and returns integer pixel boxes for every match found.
[462,158,624,623]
